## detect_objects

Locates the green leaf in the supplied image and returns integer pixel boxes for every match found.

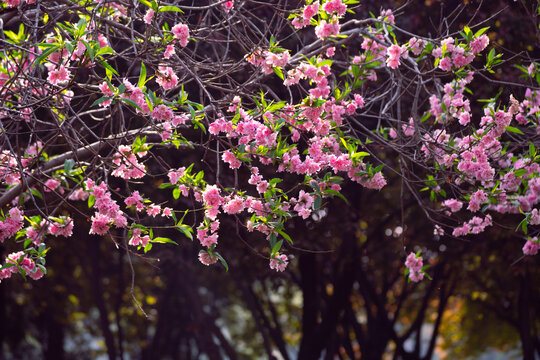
[144,242,153,253]
[137,0,153,8]
[277,229,293,244]
[474,26,490,38]
[30,188,43,200]
[505,126,524,135]
[172,188,181,199]
[176,224,193,240]
[119,97,143,112]
[273,67,284,80]
[325,189,349,204]
[152,237,178,245]
[513,169,528,177]
[214,252,229,271]
[88,194,95,208]
[24,238,32,249]
[80,39,95,61]
[33,46,59,67]
[159,5,184,13]
[64,159,75,173]
[138,62,147,88]
[91,96,113,107]
[98,60,119,76]
[313,195,322,210]
[271,240,283,256]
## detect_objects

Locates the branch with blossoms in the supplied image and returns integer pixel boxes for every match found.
[0,0,538,289]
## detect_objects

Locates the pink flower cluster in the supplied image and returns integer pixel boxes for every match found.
[197,220,220,248]
[432,35,486,72]
[202,185,223,220]
[111,145,146,179]
[85,180,127,235]
[269,254,289,272]
[48,216,74,237]
[0,251,43,282]
[523,237,539,256]
[322,0,346,16]
[3,0,36,7]
[452,215,492,236]
[155,66,179,90]
[405,252,424,282]
[0,208,24,243]
[408,37,427,56]
[292,190,314,219]
[129,227,150,247]
[315,18,340,40]
[171,23,189,47]
[292,1,319,29]
[125,190,145,212]
[246,49,290,75]
[120,79,150,114]
[386,44,407,69]
[48,65,71,85]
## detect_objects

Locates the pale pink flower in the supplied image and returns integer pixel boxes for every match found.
[199,252,218,265]
[143,8,154,24]
[270,254,288,272]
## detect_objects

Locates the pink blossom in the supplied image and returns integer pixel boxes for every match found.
[222,150,242,169]
[164,45,176,59]
[315,19,340,40]
[151,104,174,122]
[523,237,539,255]
[203,185,222,207]
[168,167,185,184]
[48,217,74,237]
[223,196,245,214]
[270,254,288,272]
[171,23,189,47]
[90,214,111,235]
[155,66,179,90]
[326,47,335,57]
[322,0,346,16]
[147,204,161,217]
[469,35,489,54]
[48,65,71,85]
[143,8,154,24]
[199,252,218,265]
[44,179,61,192]
[442,199,463,212]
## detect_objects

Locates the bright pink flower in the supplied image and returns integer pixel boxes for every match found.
[151,104,174,121]
[48,66,71,85]
[90,214,111,235]
[223,196,245,214]
[171,23,189,47]
[155,66,179,90]
[315,19,340,40]
[470,35,489,54]
[44,179,61,192]
[147,204,161,217]
[203,185,222,207]
[164,45,176,59]
[223,1,234,11]
[162,207,173,217]
[523,237,539,256]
